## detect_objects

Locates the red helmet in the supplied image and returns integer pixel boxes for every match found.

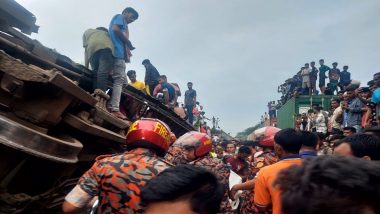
[126,118,172,156]
[252,126,281,147]
[174,131,212,157]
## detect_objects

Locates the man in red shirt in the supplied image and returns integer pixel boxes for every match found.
[224,146,252,181]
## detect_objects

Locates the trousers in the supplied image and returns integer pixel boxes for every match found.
[90,49,113,92]
[109,59,126,112]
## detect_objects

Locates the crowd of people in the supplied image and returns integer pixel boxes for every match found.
[277,59,352,107]
[65,6,380,214]
[82,7,203,126]
[262,60,376,139]
[291,72,379,153]
[62,118,380,214]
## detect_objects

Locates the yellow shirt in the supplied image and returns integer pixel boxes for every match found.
[129,81,146,91]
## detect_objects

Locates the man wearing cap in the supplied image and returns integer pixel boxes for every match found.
[142,59,160,96]
[62,119,172,214]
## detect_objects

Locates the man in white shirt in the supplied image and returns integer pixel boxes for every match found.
[329,98,343,134]
[301,63,311,95]
[314,106,327,134]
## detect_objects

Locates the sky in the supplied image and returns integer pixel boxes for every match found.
[16,0,380,136]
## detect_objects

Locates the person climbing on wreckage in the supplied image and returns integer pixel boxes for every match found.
[82,7,139,120]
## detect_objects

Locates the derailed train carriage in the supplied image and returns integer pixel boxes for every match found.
[0,0,193,213]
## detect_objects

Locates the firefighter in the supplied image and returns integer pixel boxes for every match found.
[173,131,233,213]
[229,126,280,214]
[62,118,172,214]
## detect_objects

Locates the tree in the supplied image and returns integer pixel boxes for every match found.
[235,123,262,140]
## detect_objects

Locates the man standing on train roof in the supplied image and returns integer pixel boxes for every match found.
[339,65,351,91]
[184,82,197,125]
[310,61,318,95]
[142,59,161,96]
[82,27,114,92]
[108,7,139,119]
[319,59,330,95]
[329,62,340,94]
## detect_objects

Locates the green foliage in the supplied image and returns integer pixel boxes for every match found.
[235,123,262,140]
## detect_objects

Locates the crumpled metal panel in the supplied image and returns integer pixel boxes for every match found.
[0,115,83,163]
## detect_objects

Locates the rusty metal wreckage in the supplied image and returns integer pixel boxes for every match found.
[0,0,194,213]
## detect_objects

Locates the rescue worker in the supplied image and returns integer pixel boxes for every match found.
[173,131,233,213]
[164,133,188,165]
[165,144,188,165]
[62,118,172,214]
[229,126,280,214]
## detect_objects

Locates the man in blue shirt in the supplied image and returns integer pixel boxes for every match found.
[158,75,176,107]
[108,7,139,119]
[343,86,365,133]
